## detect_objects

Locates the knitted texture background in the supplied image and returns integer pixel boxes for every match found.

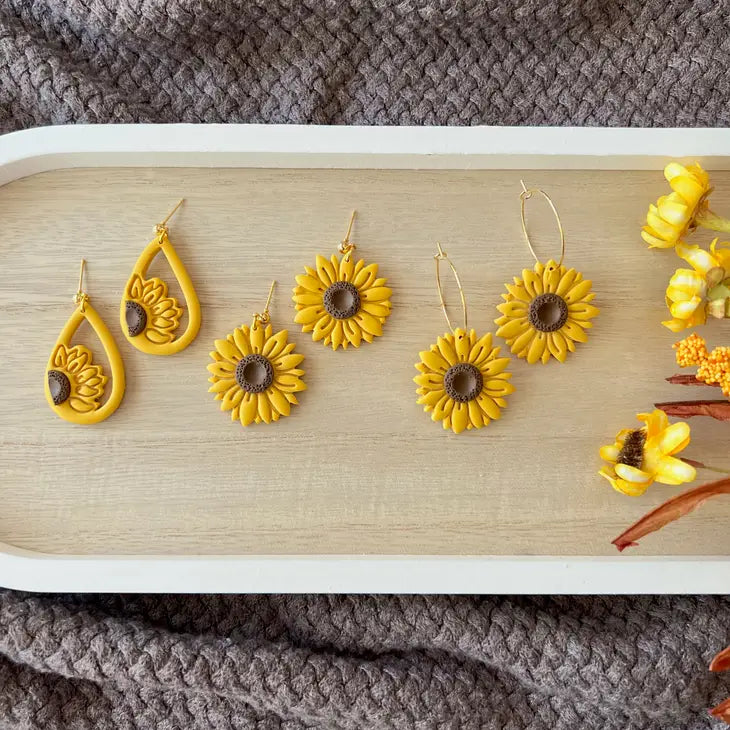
[3,1,730,728]
[3,0,730,131]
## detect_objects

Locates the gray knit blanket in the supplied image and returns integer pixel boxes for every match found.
[2,1,730,728]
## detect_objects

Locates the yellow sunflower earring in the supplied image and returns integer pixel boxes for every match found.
[45,259,125,424]
[120,199,201,355]
[495,182,599,364]
[292,210,392,351]
[414,244,514,434]
[207,281,306,427]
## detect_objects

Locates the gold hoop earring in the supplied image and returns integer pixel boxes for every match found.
[414,244,514,434]
[208,282,306,427]
[494,182,599,364]
[45,260,125,424]
[292,211,392,351]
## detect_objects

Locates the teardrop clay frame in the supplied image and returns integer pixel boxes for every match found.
[120,227,201,355]
[45,301,126,425]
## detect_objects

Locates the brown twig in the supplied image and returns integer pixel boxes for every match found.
[666,374,721,387]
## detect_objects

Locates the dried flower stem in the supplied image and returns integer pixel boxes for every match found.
[611,477,730,552]
[655,400,730,420]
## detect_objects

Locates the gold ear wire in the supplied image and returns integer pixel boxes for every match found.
[434,243,467,333]
[519,181,566,267]
[252,280,276,329]
[73,259,88,312]
[338,210,357,255]
[155,198,184,234]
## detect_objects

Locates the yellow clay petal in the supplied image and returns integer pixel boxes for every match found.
[451,402,468,434]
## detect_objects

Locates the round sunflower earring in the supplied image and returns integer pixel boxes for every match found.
[45,260,125,424]
[292,210,392,351]
[414,244,514,434]
[207,282,306,427]
[494,182,599,364]
[120,199,201,355]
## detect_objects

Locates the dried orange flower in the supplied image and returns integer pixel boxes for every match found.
[673,332,708,367]
[674,333,730,397]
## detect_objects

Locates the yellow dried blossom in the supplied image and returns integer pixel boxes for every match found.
[598,410,695,497]
[662,239,730,332]
[642,162,730,249]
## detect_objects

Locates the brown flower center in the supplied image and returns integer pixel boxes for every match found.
[125,301,147,337]
[323,281,360,320]
[235,354,274,394]
[48,370,71,405]
[528,292,568,333]
[443,363,483,403]
[616,429,646,469]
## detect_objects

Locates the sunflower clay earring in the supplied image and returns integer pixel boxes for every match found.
[414,244,514,434]
[292,210,392,351]
[120,199,201,355]
[45,259,125,424]
[207,282,306,427]
[495,182,599,364]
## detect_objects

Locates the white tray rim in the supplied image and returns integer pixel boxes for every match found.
[2,122,729,594]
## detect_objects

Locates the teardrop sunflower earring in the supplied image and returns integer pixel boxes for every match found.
[120,199,201,355]
[414,244,514,434]
[208,282,306,427]
[495,182,599,364]
[292,210,392,351]
[45,260,125,424]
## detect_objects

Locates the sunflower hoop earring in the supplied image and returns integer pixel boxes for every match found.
[45,260,125,424]
[494,182,599,364]
[120,200,201,355]
[292,210,392,351]
[414,244,514,434]
[208,282,306,427]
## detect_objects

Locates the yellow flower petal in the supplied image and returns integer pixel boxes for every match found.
[240,393,258,426]
[295,274,325,293]
[653,455,696,485]
[599,445,620,463]
[420,349,449,373]
[614,463,652,485]
[215,338,241,363]
[343,319,362,347]
[669,295,702,319]
[526,332,546,364]
[477,392,501,420]
[294,306,325,325]
[354,311,383,337]
[437,336,457,365]
[468,400,484,429]
[451,402,468,434]
[267,387,291,417]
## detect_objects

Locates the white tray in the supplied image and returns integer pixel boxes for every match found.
[1,123,730,594]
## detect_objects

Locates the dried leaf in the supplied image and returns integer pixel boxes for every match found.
[710,696,730,723]
[611,477,730,552]
[655,400,730,421]
[711,645,730,673]
[666,374,721,387]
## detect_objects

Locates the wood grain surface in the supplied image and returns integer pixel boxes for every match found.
[1,166,729,556]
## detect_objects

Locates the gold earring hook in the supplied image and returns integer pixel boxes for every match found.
[155,199,184,234]
[252,280,276,329]
[434,243,467,333]
[519,181,565,267]
[73,259,88,311]
[338,210,357,256]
